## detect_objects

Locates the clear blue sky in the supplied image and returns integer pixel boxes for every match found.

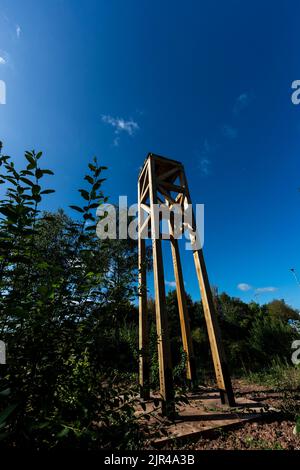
[0,0,300,308]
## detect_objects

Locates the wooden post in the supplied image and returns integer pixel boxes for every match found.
[169,216,197,387]
[182,169,235,406]
[148,156,175,416]
[138,176,150,400]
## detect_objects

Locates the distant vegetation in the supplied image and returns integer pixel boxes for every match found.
[0,144,299,449]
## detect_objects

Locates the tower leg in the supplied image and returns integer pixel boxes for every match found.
[148,157,175,417]
[181,169,235,406]
[169,219,197,388]
[192,248,235,406]
[138,180,150,400]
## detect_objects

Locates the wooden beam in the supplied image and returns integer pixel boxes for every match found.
[138,178,150,400]
[157,184,177,206]
[140,214,151,237]
[156,195,165,205]
[148,152,182,167]
[140,167,149,198]
[159,180,186,194]
[141,183,149,203]
[182,170,235,406]
[169,217,196,386]
[157,167,180,182]
[140,203,151,214]
[148,156,175,416]
[138,158,149,182]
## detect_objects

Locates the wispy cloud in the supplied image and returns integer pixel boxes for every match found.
[199,158,211,176]
[197,139,217,176]
[233,92,252,115]
[0,50,9,66]
[255,286,277,294]
[165,280,176,288]
[101,114,139,146]
[16,24,21,38]
[222,124,238,140]
[238,283,277,295]
[237,283,252,292]
[0,80,6,105]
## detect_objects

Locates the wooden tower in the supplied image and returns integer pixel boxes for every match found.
[138,153,235,416]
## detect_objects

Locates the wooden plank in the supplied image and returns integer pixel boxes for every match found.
[158,180,186,194]
[140,203,151,214]
[138,177,150,400]
[157,184,177,206]
[138,158,149,182]
[140,167,149,199]
[148,152,182,167]
[140,214,151,237]
[141,183,149,203]
[169,216,196,385]
[181,168,235,406]
[157,167,180,182]
[148,156,175,416]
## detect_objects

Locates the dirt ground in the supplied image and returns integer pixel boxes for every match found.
[184,379,300,450]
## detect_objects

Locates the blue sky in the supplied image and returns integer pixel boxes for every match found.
[0,0,300,308]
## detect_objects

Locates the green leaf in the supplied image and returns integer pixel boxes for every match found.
[32,184,41,195]
[40,189,55,195]
[79,189,90,201]
[89,203,100,209]
[83,213,94,221]
[84,175,94,184]
[36,151,43,159]
[27,162,36,170]
[88,163,96,172]
[69,205,84,213]
[20,177,34,186]
[93,180,106,191]
[57,427,70,438]
[25,153,35,165]
[21,170,34,176]
[84,224,96,231]
[41,169,54,175]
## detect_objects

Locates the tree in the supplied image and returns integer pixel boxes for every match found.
[266,299,300,323]
[0,146,141,449]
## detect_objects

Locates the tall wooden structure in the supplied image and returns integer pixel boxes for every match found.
[138,153,235,415]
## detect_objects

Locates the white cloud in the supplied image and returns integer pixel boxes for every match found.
[197,139,217,176]
[16,25,21,38]
[233,92,252,115]
[255,286,277,294]
[237,283,252,292]
[0,80,6,104]
[165,280,176,288]
[202,139,217,155]
[113,136,120,147]
[222,124,238,140]
[101,114,139,140]
[237,283,277,295]
[199,158,211,176]
[0,50,9,66]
